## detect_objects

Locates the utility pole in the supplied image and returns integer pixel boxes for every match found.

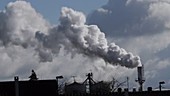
[127,77,129,90]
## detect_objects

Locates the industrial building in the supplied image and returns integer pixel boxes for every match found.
[0,65,170,96]
[65,81,86,94]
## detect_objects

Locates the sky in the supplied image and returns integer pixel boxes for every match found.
[0,0,107,24]
[1,0,170,91]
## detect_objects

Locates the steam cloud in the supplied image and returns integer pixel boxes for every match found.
[0,1,141,80]
[0,1,140,68]
[35,7,141,68]
[88,0,170,87]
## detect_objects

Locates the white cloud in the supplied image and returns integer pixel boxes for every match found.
[148,2,170,28]
[97,8,111,14]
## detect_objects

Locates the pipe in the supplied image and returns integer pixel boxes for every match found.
[14,76,19,96]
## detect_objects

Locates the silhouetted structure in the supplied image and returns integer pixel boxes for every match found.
[0,76,170,96]
[65,73,111,94]
[83,73,96,93]
[0,79,57,96]
[29,70,38,81]
[56,76,64,96]
[159,81,165,91]
[65,82,86,95]
[136,65,145,92]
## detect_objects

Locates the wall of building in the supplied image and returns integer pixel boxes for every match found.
[0,80,57,96]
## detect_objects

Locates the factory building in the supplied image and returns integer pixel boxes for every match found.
[65,82,86,94]
[65,73,111,94]
[0,67,170,96]
[91,81,111,93]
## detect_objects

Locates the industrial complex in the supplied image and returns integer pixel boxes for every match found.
[0,65,170,96]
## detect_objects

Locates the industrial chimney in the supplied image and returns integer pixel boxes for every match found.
[136,64,145,92]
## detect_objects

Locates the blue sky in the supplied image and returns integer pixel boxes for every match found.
[0,0,107,24]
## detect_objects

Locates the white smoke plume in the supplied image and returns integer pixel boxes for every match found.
[0,1,52,62]
[0,0,140,81]
[0,1,51,79]
[35,7,141,68]
[0,1,49,45]
[88,0,170,87]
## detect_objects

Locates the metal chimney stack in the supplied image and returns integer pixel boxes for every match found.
[136,64,145,92]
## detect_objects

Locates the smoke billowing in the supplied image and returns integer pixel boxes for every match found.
[0,1,49,46]
[1,0,169,88]
[0,1,50,79]
[88,0,170,87]
[0,1,141,69]
[36,7,141,68]
[0,0,141,81]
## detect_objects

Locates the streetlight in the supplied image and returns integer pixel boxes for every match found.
[159,81,165,91]
[56,76,63,96]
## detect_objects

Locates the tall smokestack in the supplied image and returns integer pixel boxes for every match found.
[136,64,145,91]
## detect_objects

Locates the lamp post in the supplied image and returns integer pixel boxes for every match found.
[159,81,165,91]
[56,76,63,96]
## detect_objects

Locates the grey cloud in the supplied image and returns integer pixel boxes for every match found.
[87,0,169,37]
